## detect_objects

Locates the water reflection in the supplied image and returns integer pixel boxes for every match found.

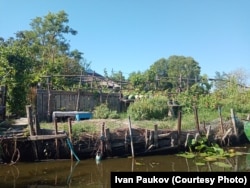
[0,145,249,188]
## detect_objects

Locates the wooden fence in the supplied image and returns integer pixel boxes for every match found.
[35,89,122,122]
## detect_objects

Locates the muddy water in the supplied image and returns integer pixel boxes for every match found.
[1,144,250,188]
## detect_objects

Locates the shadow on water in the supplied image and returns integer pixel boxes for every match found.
[0,145,250,188]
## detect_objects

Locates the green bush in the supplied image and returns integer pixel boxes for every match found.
[93,103,120,119]
[127,96,169,120]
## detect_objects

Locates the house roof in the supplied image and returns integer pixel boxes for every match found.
[85,69,120,89]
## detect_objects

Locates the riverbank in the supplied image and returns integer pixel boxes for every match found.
[0,115,249,163]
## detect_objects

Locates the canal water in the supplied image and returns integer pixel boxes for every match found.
[1,144,250,188]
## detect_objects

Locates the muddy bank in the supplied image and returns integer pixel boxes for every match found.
[0,116,249,163]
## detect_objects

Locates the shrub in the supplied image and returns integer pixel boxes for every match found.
[93,103,120,119]
[127,96,169,120]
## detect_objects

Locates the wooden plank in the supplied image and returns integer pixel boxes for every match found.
[28,133,67,141]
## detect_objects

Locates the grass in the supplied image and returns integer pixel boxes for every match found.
[39,110,223,137]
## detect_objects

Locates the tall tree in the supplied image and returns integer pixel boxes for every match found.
[15,10,83,88]
[148,58,168,78]
[0,11,86,116]
[146,58,172,90]
[213,71,229,91]
[213,68,249,92]
[128,71,147,92]
[0,43,33,116]
[166,55,201,91]
[228,68,249,87]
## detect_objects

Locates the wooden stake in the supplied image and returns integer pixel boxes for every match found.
[206,125,211,139]
[26,105,34,136]
[75,70,82,111]
[100,122,105,157]
[54,118,59,159]
[105,128,112,156]
[124,130,128,152]
[218,106,224,133]
[34,115,40,135]
[68,118,73,161]
[177,109,182,146]
[149,130,154,146]
[154,124,158,148]
[144,129,148,149]
[32,141,39,161]
[222,128,232,145]
[128,116,135,158]
[230,109,238,137]
[193,106,200,133]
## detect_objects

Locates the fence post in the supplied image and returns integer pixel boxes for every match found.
[128,116,135,158]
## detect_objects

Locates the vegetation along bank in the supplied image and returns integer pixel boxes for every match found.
[1,11,250,164]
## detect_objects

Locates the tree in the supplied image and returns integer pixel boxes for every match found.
[0,44,33,116]
[228,68,249,87]
[213,71,229,91]
[146,58,172,90]
[0,11,86,116]
[14,10,83,89]
[148,58,168,78]
[166,55,201,91]
[128,71,147,92]
[109,70,126,83]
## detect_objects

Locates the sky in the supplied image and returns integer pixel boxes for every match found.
[0,0,250,82]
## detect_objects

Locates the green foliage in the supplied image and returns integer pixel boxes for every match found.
[0,45,33,116]
[93,104,110,119]
[93,103,119,119]
[128,71,148,92]
[175,90,196,114]
[177,135,245,168]
[1,10,250,121]
[0,11,87,116]
[166,55,201,88]
[108,111,120,119]
[127,96,169,120]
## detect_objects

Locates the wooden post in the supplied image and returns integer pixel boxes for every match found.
[32,141,39,161]
[26,105,34,136]
[154,124,158,148]
[144,129,148,149]
[218,106,224,133]
[68,117,73,161]
[177,109,182,146]
[75,70,82,111]
[206,125,211,139]
[222,128,232,145]
[149,130,154,147]
[230,109,238,138]
[34,115,41,135]
[128,116,135,158]
[100,122,105,157]
[124,130,128,152]
[54,118,59,159]
[184,133,191,148]
[105,128,112,156]
[193,106,200,133]
[26,104,39,161]
[247,114,250,121]
[131,158,135,172]
[47,76,51,122]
